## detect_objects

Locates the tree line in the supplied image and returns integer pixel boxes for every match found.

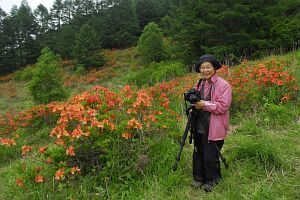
[0,0,299,75]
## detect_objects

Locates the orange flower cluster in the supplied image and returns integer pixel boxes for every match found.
[217,60,298,104]
[127,118,143,130]
[0,138,16,146]
[21,145,33,156]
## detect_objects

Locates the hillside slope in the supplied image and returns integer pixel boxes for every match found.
[0,49,299,199]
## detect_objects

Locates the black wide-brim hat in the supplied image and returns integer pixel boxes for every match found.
[195,54,222,73]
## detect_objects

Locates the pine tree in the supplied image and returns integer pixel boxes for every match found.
[28,47,68,104]
[72,24,104,68]
[137,22,164,64]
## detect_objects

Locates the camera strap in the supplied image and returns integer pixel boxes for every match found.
[196,78,203,91]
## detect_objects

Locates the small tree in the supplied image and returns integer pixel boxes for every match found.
[72,24,104,68]
[137,22,165,64]
[28,47,68,104]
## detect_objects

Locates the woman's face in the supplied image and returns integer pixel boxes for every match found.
[200,62,215,80]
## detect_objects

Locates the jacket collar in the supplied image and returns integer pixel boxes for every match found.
[203,73,218,84]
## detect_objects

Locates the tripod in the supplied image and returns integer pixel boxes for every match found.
[172,106,194,171]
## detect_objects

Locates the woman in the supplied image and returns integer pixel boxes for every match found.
[191,54,232,192]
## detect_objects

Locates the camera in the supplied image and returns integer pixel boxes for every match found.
[184,88,201,104]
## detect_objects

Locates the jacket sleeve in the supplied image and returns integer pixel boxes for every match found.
[203,83,232,114]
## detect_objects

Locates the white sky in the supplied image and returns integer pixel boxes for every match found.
[0,0,53,13]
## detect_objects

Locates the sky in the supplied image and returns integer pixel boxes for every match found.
[0,0,53,13]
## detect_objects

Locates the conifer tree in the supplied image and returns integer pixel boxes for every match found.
[72,24,104,68]
[137,22,164,64]
[28,47,67,104]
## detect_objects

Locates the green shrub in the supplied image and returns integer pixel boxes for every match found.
[124,61,186,86]
[75,64,86,75]
[137,22,165,64]
[13,65,36,81]
[28,47,68,104]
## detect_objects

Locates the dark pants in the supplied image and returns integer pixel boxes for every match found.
[192,133,224,183]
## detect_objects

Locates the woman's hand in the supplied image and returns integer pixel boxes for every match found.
[195,100,206,110]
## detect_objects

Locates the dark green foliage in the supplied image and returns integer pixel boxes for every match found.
[137,22,165,63]
[28,47,68,104]
[0,0,300,75]
[166,0,300,65]
[72,24,104,68]
[135,0,171,29]
[95,0,140,49]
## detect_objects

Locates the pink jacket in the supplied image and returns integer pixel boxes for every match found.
[195,74,232,141]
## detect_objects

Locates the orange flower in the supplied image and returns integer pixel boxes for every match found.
[21,145,33,156]
[35,175,44,183]
[45,157,53,164]
[281,94,291,102]
[38,146,47,153]
[66,145,75,156]
[71,127,83,139]
[276,80,284,86]
[127,118,142,129]
[35,166,43,172]
[70,166,81,175]
[16,178,24,187]
[55,169,65,180]
[121,132,133,139]
[54,139,66,146]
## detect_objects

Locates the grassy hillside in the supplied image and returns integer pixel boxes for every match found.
[0,49,299,200]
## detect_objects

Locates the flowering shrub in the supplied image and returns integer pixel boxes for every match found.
[218,59,298,110]
[1,84,178,187]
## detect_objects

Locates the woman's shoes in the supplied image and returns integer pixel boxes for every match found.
[203,182,214,192]
[190,180,204,189]
[191,179,221,192]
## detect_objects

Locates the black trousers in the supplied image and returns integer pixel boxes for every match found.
[192,133,224,183]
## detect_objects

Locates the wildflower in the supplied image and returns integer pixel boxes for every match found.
[45,157,53,164]
[16,178,24,187]
[35,175,44,183]
[35,166,43,172]
[38,146,47,153]
[281,94,291,103]
[21,145,33,156]
[127,118,142,129]
[55,169,65,180]
[70,166,81,175]
[66,145,75,156]
[121,132,133,139]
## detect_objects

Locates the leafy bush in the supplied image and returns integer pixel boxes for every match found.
[28,47,68,104]
[137,22,165,64]
[124,61,186,86]
[13,65,36,81]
